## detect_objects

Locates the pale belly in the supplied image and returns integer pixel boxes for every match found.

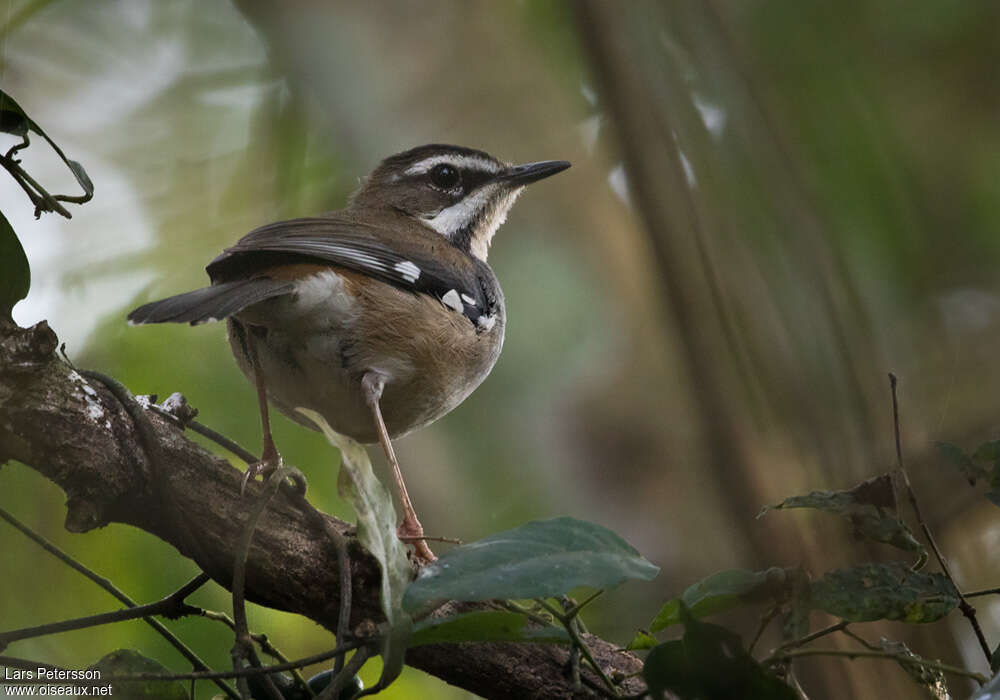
[226,269,504,443]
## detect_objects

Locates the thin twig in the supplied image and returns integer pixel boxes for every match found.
[964,587,1000,599]
[766,647,988,684]
[888,373,992,663]
[747,606,782,655]
[0,574,207,646]
[0,152,72,218]
[839,627,881,652]
[0,656,63,672]
[3,642,366,686]
[773,621,849,654]
[0,507,239,700]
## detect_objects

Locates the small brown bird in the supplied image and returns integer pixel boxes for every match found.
[128,144,570,561]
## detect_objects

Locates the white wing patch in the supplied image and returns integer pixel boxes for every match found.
[393,260,421,283]
[441,289,464,313]
[461,293,476,306]
[405,154,501,176]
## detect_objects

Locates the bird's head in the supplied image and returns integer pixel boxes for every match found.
[351,144,570,261]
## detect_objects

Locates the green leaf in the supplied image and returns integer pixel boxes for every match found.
[88,649,190,700]
[626,629,659,651]
[300,409,412,687]
[410,610,570,647]
[810,562,958,623]
[402,517,658,613]
[759,474,924,553]
[642,605,798,700]
[0,210,29,321]
[650,567,797,632]
[936,441,985,485]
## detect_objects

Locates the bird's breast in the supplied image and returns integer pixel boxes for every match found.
[228,266,505,442]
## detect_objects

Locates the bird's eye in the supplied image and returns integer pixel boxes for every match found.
[429,163,460,189]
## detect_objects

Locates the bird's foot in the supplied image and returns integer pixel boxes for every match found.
[241,453,284,496]
[398,518,437,564]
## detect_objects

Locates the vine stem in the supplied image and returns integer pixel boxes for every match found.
[231,467,286,700]
[537,598,621,698]
[888,373,991,663]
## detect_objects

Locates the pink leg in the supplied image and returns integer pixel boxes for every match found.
[362,372,436,563]
[242,331,282,493]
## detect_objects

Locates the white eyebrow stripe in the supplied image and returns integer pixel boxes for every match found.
[405,154,501,176]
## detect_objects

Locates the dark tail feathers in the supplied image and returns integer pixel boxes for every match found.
[127,278,294,326]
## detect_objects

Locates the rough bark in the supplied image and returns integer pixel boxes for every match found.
[0,320,647,699]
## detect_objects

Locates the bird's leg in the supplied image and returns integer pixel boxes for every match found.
[242,329,282,494]
[361,372,436,562]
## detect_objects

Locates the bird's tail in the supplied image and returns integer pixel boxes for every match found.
[127,278,294,326]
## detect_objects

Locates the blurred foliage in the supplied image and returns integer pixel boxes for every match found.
[2,0,1000,698]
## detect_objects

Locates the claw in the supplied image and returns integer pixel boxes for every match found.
[240,455,283,496]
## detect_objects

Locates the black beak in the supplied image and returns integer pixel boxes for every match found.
[500,159,571,186]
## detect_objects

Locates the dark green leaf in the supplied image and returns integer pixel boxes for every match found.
[88,649,189,700]
[410,611,570,647]
[0,210,29,321]
[643,605,798,700]
[937,441,986,485]
[0,90,31,137]
[810,562,958,623]
[626,630,659,651]
[650,568,796,632]
[759,475,924,553]
[402,517,658,613]
[988,466,1000,508]
[972,440,1000,462]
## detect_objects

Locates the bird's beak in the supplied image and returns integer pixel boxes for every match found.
[499,159,571,186]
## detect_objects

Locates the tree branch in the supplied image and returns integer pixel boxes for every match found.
[0,320,647,699]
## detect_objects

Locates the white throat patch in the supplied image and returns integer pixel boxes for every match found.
[419,185,523,261]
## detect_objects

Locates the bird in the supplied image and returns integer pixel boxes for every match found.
[127,144,570,561]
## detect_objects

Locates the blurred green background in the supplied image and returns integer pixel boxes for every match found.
[2,1,999,698]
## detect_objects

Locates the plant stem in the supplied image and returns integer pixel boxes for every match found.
[888,373,992,663]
